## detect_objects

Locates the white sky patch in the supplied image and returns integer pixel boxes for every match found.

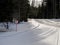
[29,0,43,7]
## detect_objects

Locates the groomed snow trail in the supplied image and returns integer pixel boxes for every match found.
[0,19,60,45]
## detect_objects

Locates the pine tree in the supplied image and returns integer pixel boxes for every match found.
[37,5,42,18]
[13,0,29,22]
[0,0,14,22]
[19,0,29,22]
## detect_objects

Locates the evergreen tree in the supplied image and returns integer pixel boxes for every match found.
[0,0,13,22]
[37,5,42,18]
[19,0,29,22]
[37,3,47,19]
[0,0,29,22]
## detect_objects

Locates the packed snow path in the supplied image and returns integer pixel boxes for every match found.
[34,19,60,27]
[0,19,60,45]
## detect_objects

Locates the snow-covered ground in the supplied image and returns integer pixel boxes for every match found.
[34,19,60,27]
[0,19,60,45]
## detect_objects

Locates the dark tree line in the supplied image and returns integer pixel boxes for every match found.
[37,0,60,19]
[0,0,60,22]
[0,0,13,22]
[29,0,60,19]
[0,0,30,22]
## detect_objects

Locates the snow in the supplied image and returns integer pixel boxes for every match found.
[0,19,60,45]
[34,19,60,27]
